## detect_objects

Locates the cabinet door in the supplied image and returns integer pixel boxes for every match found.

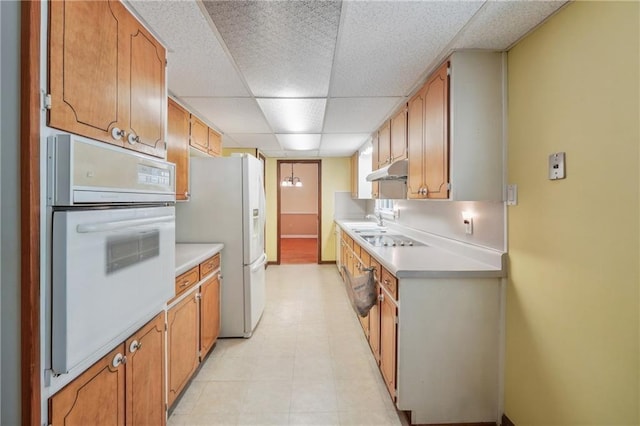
[49,345,126,426]
[423,61,449,199]
[371,132,379,198]
[167,293,200,407]
[208,128,222,157]
[190,115,209,153]
[380,291,397,400]
[390,107,408,162]
[124,14,166,158]
[200,274,221,358]
[125,313,166,426]
[407,87,426,199]
[368,259,381,363]
[167,99,190,201]
[378,121,391,168]
[350,153,358,198]
[48,0,127,148]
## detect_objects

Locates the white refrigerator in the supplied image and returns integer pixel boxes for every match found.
[176,155,267,337]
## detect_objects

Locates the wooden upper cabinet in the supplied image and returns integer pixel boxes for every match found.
[167,99,190,201]
[407,61,449,199]
[49,345,126,426]
[48,0,126,148]
[48,0,166,158]
[371,132,380,198]
[208,128,222,157]
[189,115,209,153]
[124,13,166,158]
[125,313,166,426]
[390,107,408,162]
[350,152,358,198]
[378,121,391,168]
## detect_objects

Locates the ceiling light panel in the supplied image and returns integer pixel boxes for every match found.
[452,1,568,50]
[226,134,282,151]
[181,97,271,134]
[203,1,341,97]
[323,98,402,133]
[257,99,326,133]
[276,134,321,151]
[128,1,249,97]
[330,1,484,97]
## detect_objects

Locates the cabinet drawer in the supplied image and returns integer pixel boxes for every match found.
[380,267,398,300]
[199,254,220,278]
[175,266,199,297]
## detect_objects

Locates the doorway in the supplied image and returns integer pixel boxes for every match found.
[277,160,321,264]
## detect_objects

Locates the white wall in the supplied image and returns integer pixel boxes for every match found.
[1,1,22,424]
[368,199,505,251]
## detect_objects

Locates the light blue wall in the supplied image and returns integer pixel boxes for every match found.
[1,1,22,424]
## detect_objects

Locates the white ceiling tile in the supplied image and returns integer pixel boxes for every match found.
[257,99,326,133]
[261,150,289,158]
[181,97,272,134]
[203,1,341,97]
[287,150,320,158]
[226,134,282,151]
[330,1,484,97]
[453,1,569,50]
[318,148,355,157]
[323,98,402,133]
[276,134,321,151]
[128,1,249,97]
[221,134,239,148]
[320,134,370,151]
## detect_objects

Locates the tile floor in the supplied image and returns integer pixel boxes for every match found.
[168,264,403,426]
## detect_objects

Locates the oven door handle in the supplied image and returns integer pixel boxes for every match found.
[76,215,175,233]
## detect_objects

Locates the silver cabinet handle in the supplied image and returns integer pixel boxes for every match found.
[112,353,126,368]
[184,191,190,198]
[111,127,125,141]
[129,340,142,353]
[378,294,384,302]
[127,133,140,145]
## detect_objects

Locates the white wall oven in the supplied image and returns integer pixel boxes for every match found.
[47,135,175,387]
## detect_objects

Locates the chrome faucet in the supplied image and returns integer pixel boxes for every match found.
[366,212,384,226]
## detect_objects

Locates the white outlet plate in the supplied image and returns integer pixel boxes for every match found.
[507,184,518,206]
[549,152,566,180]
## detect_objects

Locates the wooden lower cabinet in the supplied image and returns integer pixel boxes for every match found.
[380,288,398,400]
[200,274,221,358]
[126,313,166,426]
[49,346,125,426]
[49,312,165,426]
[167,293,200,407]
[368,259,382,363]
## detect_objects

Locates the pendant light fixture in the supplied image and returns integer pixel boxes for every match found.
[281,163,303,187]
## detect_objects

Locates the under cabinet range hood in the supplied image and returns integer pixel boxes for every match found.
[366,159,408,182]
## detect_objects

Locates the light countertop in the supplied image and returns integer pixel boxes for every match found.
[175,243,224,275]
[335,219,505,279]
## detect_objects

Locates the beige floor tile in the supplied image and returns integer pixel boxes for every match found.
[338,410,396,426]
[192,381,249,414]
[290,381,338,413]
[237,411,290,426]
[170,380,207,415]
[289,411,340,426]
[293,354,333,382]
[171,412,239,426]
[251,356,295,381]
[335,379,387,412]
[242,380,292,413]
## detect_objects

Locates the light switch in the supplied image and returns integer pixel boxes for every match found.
[548,152,566,180]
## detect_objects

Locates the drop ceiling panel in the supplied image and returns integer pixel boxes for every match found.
[276,134,322,151]
[257,99,327,133]
[286,150,320,158]
[320,134,370,151]
[261,150,289,158]
[323,98,402,133]
[452,1,569,50]
[128,1,249,97]
[203,1,341,97]
[181,97,272,134]
[330,1,484,97]
[226,134,281,151]
[221,134,240,147]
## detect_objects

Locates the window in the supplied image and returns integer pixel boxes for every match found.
[375,199,396,220]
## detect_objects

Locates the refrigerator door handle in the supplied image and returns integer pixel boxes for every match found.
[250,253,268,272]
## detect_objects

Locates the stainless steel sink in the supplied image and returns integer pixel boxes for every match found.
[353,228,387,234]
[359,234,425,247]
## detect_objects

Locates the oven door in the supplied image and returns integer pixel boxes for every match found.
[51,205,175,374]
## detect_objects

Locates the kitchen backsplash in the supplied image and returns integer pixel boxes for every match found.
[367,199,506,251]
[334,191,367,219]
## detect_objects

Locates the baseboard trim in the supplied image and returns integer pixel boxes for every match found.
[319,260,336,265]
[501,414,515,426]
